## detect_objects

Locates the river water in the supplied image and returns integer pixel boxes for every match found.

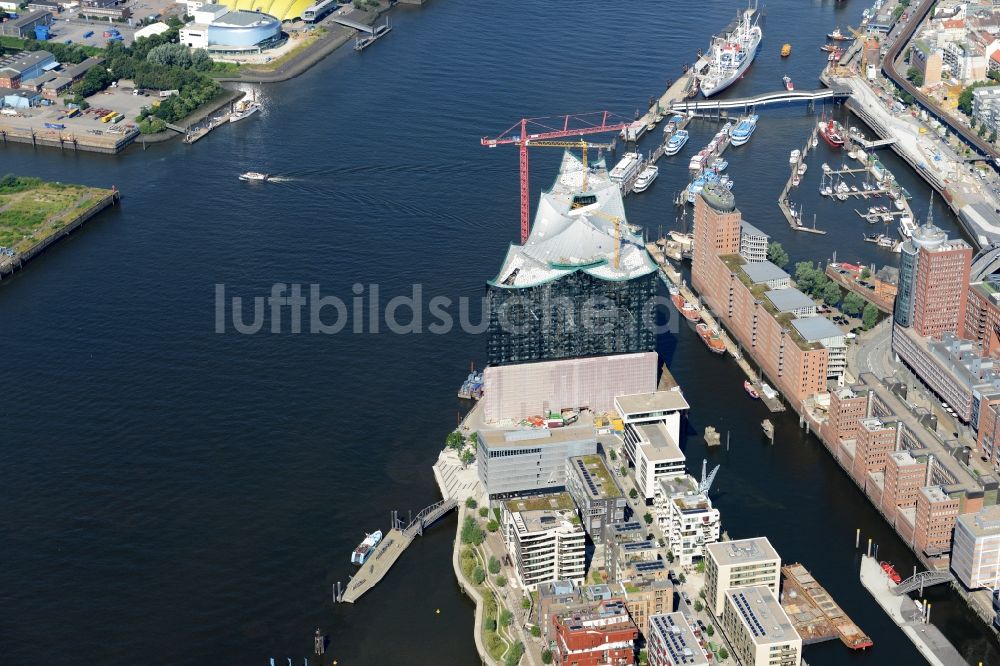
[2,1,997,664]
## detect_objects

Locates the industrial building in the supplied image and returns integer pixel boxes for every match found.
[501,493,586,590]
[721,586,802,666]
[475,424,597,499]
[704,537,781,617]
[0,10,52,38]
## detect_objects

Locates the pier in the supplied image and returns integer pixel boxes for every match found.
[779,126,826,234]
[781,563,872,650]
[859,555,967,666]
[340,498,457,603]
[646,243,784,413]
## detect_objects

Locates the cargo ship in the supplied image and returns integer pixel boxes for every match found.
[696,323,726,354]
[352,530,383,565]
[699,4,763,97]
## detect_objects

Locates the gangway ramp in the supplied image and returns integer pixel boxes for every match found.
[331,15,373,33]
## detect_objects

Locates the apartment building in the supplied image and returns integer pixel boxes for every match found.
[704,538,781,617]
[502,493,586,590]
[647,613,711,666]
[565,454,626,543]
[722,586,802,666]
[655,475,721,565]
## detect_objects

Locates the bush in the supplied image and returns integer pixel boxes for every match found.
[487,519,499,533]
[138,117,166,134]
[718,647,727,660]
[522,597,531,610]
[465,497,478,509]
[609,449,617,461]
[485,618,496,632]
[478,507,489,518]
[488,556,501,575]
[767,241,789,268]
[504,641,524,666]
[0,174,41,193]
[461,516,485,545]
[706,624,715,637]
[473,566,486,585]
[460,448,475,466]
[862,302,879,330]
[495,575,507,587]
[643,512,653,525]
[678,573,686,584]
[447,431,464,450]
[542,650,553,665]
[530,625,541,637]
[629,488,638,499]
[500,609,514,627]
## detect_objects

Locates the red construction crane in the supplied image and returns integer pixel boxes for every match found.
[481,111,632,243]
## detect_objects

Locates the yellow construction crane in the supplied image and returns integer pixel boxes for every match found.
[847,24,866,40]
[569,201,624,271]
[524,139,616,189]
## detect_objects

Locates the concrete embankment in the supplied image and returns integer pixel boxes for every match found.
[449,505,500,666]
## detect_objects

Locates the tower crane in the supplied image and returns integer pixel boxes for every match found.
[481,112,632,243]
[523,139,616,190]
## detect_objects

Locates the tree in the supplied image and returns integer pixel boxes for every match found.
[489,556,501,575]
[863,303,879,330]
[485,618,496,632]
[643,512,653,525]
[608,449,617,461]
[823,281,842,305]
[794,261,818,293]
[861,267,871,280]
[842,292,866,317]
[495,575,507,587]
[706,624,715,637]
[678,573,686,584]
[619,465,627,476]
[479,507,489,518]
[447,431,464,450]
[465,497,478,509]
[522,597,531,610]
[666,551,675,563]
[473,566,486,585]
[718,647,728,660]
[629,488,638,499]
[460,449,475,466]
[542,650,553,665]
[767,241,789,269]
[694,599,704,612]
[147,42,193,68]
[906,67,924,87]
[530,625,541,638]
[461,516,485,545]
[487,519,499,533]
[500,609,514,627]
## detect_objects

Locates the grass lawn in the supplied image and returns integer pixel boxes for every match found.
[0,177,111,251]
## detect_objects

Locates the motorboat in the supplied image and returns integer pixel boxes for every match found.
[239,171,269,182]
[633,165,659,193]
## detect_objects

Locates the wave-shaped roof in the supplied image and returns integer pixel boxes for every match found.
[489,151,656,289]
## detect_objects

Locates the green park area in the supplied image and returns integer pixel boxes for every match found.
[0,175,112,252]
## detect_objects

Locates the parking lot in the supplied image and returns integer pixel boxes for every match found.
[0,86,152,136]
[44,13,137,47]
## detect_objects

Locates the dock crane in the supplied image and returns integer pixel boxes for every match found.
[481,112,632,243]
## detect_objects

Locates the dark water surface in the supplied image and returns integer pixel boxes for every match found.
[2,1,998,664]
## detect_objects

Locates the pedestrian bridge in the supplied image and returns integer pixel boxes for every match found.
[331,16,374,33]
[670,86,853,113]
[891,570,954,596]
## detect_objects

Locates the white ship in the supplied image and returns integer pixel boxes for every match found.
[664,129,690,156]
[699,4,763,98]
[729,114,758,147]
[239,171,269,182]
[633,165,659,193]
[230,98,261,123]
[609,152,643,183]
[351,530,383,565]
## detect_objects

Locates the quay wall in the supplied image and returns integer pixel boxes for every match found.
[0,191,119,281]
[0,124,137,154]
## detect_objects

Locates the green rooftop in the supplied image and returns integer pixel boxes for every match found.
[573,454,622,499]
[504,492,576,513]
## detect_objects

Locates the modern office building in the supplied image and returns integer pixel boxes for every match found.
[850,418,900,489]
[914,485,960,557]
[615,389,690,500]
[964,278,1000,358]
[691,185,831,407]
[704,537,781,616]
[565,454,626,542]
[647,613,711,666]
[740,221,769,264]
[654,475,721,565]
[552,599,638,666]
[951,504,1000,590]
[721,586,802,666]
[476,425,597,498]
[502,493,587,590]
[892,219,972,336]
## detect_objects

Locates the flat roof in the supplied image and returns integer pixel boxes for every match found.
[740,220,768,239]
[478,424,597,449]
[649,613,709,666]
[5,10,51,27]
[635,422,684,461]
[791,316,844,342]
[764,288,815,313]
[0,50,54,75]
[725,586,799,646]
[569,454,622,500]
[706,537,780,567]
[213,9,278,26]
[504,491,576,513]
[958,504,1000,537]
[616,389,689,415]
[742,260,788,284]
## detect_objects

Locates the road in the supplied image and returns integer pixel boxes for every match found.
[848,319,894,380]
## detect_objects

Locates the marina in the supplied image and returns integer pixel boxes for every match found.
[779,126,827,234]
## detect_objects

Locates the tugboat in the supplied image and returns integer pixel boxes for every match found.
[783,75,794,91]
[744,380,760,399]
[352,530,384,565]
[827,27,850,41]
[239,171,269,182]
